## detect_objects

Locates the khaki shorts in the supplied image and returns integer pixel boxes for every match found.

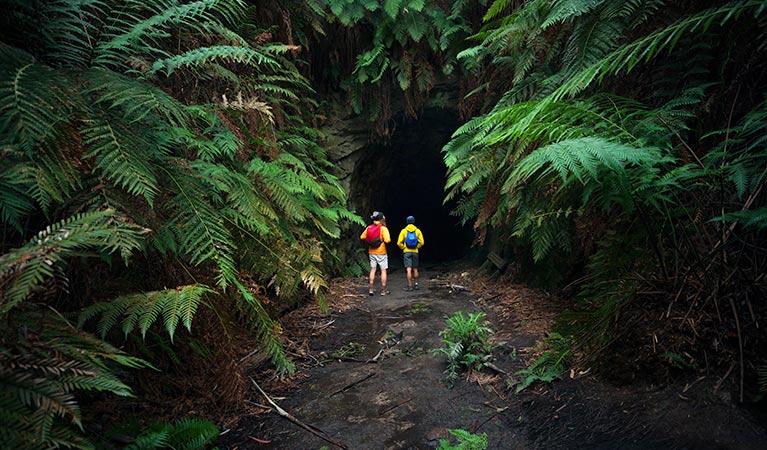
[369,253,388,270]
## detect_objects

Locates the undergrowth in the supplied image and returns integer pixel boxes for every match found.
[437,428,488,450]
[434,311,494,387]
[511,332,572,393]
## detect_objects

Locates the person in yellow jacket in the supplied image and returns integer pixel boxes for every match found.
[360,211,392,296]
[397,215,424,291]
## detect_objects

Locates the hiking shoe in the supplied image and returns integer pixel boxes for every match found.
[405,286,413,292]
[369,290,374,296]
[380,289,391,296]
[414,283,419,290]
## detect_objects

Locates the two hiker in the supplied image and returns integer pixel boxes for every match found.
[361,212,424,295]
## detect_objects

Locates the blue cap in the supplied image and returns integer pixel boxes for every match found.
[406,216,415,224]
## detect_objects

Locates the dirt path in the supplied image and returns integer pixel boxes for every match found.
[218,265,767,449]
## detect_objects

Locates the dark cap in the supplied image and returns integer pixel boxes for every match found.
[371,211,384,221]
[406,216,415,224]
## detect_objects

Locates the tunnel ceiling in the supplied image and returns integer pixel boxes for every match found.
[349,109,473,263]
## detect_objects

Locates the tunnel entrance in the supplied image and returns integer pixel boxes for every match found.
[350,109,474,266]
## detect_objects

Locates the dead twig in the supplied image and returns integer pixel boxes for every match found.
[471,411,500,434]
[682,376,706,393]
[728,295,745,403]
[327,372,377,398]
[239,348,260,363]
[714,362,736,393]
[379,397,413,415]
[313,319,336,330]
[249,377,348,449]
[331,355,369,363]
[369,347,386,362]
[484,362,507,375]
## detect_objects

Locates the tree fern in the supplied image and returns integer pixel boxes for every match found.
[1,1,364,445]
[0,56,80,152]
[83,68,190,127]
[40,0,107,67]
[449,0,767,389]
[0,159,35,232]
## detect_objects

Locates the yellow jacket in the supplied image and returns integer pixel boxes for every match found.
[397,225,424,253]
[360,221,391,254]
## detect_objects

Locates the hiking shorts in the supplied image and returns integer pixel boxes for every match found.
[369,253,388,270]
[403,252,419,268]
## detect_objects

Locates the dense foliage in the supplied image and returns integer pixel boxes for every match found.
[304,0,488,135]
[0,0,361,447]
[443,0,767,393]
[3,0,766,447]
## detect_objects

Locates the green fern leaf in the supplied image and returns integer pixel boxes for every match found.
[0,210,145,315]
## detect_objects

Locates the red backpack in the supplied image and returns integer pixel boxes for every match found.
[365,224,382,247]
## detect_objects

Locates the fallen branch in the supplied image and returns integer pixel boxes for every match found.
[714,361,736,393]
[331,355,369,363]
[368,347,386,363]
[249,377,348,449]
[329,346,386,364]
[380,397,413,415]
[313,319,336,330]
[327,372,376,398]
[484,362,507,375]
[428,280,469,291]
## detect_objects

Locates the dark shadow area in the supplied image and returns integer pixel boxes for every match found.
[350,109,474,265]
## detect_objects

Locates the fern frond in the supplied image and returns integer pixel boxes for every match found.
[542,0,603,29]
[84,68,189,127]
[710,207,767,230]
[161,162,237,289]
[93,0,246,70]
[79,284,214,342]
[0,210,145,315]
[508,137,663,187]
[191,161,275,233]
[150,45,282,76]
[0,59,80,152]
[41,0,107,67]
[82,120,161,204]
[1,312,150,450]
[0,159,35,232]
[233,280,294,376]
[551,1,767,100]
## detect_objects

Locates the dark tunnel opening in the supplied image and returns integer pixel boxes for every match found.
[350,109,474,267]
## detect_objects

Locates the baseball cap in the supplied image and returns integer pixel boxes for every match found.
[406,216,415,224]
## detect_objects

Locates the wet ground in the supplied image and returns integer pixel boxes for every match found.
[217,265,767,450]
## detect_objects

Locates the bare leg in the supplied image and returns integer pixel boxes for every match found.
[414,268,419,289]
[381,269,388,291]
[369,266,376,293]
[406,267,413,287]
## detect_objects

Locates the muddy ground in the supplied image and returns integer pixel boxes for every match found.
[217,264,767,449]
